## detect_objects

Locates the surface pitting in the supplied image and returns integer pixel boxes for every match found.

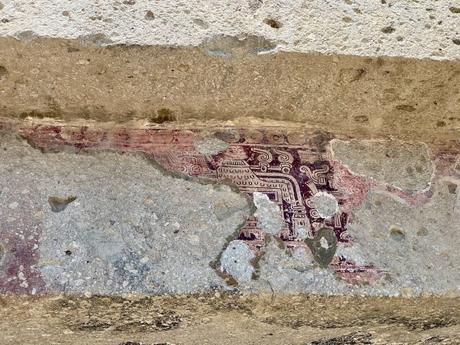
[0,119,459,296]
[0,0,459,60]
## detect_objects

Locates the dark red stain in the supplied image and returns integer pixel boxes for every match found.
[208,145,348,240]
[0,201,45,294]
[333,256,382,285]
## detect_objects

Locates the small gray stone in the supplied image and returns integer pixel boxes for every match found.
[310,192,338,219]
[220,240,255,284]
[296,226,309,239]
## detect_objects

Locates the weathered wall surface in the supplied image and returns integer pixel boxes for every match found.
[0,1,459,299]
[0,120,459,296]
[0,1,459,138]
[0,0,459,60]
[0,38,459,141]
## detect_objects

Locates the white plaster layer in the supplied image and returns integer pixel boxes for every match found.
[0,0,459,60]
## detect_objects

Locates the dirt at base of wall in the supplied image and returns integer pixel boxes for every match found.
[1,293,459,345]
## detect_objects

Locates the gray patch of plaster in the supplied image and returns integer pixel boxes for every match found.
[0,137,250,294]
[0,0,459,60]
[13,30,37,42]
[253,240,349,294]
[251,178,460,296]
[193,136,229,155]
[78,33,113,46]
[200,35,277,57]
[220,240,255,284]
[331,140,433,191]
[335,243,367,267]
[295,227,309,240]
[310,192,338,219]
[345,179,460,295]
[253,192,284,235]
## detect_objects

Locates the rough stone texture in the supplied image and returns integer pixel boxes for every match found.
[310,192,339,219]
[344,180,460,296]
[0,2,458,342]
[1,294,459,345]
[250,235,387,295]
[0,0,459,60]
[0,38,458,142]
[253,240,343,294]
[0,118,457,296]
[0,136,250,294]
[331,140,434,191]
[252,192,284,235]
[220,240,255,284]
[193,135,229,156]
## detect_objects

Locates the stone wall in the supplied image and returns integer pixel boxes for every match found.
[0,0,459,297]
[0,0,459,59]
[0,119,458,296]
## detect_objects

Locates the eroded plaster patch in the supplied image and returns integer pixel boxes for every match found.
[310,192,338,219]
[193,135,229,155]
[0,137,250,294]
[331,140,434,191]
[253,192,284,236]
[220,240,255,285]
[0,119,458,296]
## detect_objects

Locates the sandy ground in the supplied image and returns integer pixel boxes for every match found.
[1,293,459,344]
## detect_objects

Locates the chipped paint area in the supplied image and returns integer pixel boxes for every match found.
[0,185,45,294]
[1,119,459,294]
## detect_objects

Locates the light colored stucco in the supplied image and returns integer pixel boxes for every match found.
[0,0,459,60]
